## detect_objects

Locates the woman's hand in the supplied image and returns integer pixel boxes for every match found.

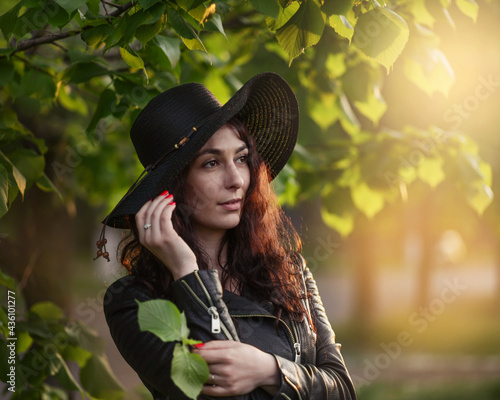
[135,191,198,280]
[192,340,281,397]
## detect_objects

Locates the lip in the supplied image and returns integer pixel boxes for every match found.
[218,198,242,211]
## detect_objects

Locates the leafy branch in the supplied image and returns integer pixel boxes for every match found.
[12,1,134,54]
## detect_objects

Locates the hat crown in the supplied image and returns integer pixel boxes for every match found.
[130,83,222,168]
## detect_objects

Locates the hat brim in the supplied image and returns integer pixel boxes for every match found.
[104,72,299,229]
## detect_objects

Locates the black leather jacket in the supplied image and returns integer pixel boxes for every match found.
[104,264,356,400]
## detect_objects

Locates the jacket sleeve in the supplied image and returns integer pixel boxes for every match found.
[103,276,189,398]
[103,270,240,399]
[272,266,357,400]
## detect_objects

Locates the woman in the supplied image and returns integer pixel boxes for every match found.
[99,72,356,399]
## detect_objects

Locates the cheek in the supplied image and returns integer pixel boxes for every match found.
[188,177,219,207]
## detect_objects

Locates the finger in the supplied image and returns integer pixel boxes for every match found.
[142,191,170,236]
[148,194,174,237]
[158,196,176,235]
[135,199,153,243]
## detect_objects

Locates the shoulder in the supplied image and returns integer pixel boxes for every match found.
[103,275,155,318]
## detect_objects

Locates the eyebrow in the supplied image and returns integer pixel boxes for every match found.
[195,144,248,158]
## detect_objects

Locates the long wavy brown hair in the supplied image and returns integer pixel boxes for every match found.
[120,118,308,321]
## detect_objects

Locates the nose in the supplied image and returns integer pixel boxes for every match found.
[225,162,244,190]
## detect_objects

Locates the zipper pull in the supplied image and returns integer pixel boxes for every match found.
[294,342,301,363]
[208,306,221,334]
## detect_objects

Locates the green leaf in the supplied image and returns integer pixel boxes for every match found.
[267,1,300,31]
[31,301,65,320]
[0,267,16,290]
[80,354,125,400]
[46,0,72,28]
[86,0,100,16]
[61,344,92,367]
[138,0,162,10]
[57,84,88,115]
[62,62,109,84]
[0,58,15,87]
[120,46,148,81]
[168,8,207,52]
[53,0,87,14]
[321,206,354,237]
[417,157,445,188]
[308,93,339,130]
[120,8,160,46]
[81,24,114,46]
[87,88,117,133]
[53,353,85,398]
[204,13,227,38]
[456,0,478,23]
[467,182,493,215]
[353,7,409,71]
[329,14,354,42]
[136,299,184,342]
[17,331,33,353]
[407,0,435,27]
[351,182,385,218]
[12,164,26,200]
[8,148,45,188]
[37,173,64,200]
[20,69,57,100]
[0,150,26,199]
[171,343,209,400]
[322,0,353,16]
[404,48,455,97]
[250,0,280,18]
[155,35,181,68]
[135,19,163,44]
[276,0,326,64]
[0,2,22,41]
[177,0,206,12]
[353,86,387,125]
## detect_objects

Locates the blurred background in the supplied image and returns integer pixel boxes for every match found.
[1,0,499,399]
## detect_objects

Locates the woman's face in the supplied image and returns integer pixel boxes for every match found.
[185,124,250,238]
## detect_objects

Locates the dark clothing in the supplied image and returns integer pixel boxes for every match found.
[103,264,356,399]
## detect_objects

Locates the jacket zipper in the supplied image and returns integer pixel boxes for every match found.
[180,279,234,340]
[231,313,301,363]
[291,320,301,364]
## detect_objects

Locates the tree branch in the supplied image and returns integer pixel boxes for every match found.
[13,1,135,54]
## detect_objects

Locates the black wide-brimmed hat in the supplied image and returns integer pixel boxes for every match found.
[102,72,299,230]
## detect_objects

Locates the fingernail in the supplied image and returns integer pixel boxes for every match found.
[166,194,173,199]
[161,190,169,196]
[149,199,153,201]
[171,202,176,206]
[193,343,204,348]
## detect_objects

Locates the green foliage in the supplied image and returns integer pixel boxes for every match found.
[0,0,493,236]
[137,299,208,399]
[0,269,125,399]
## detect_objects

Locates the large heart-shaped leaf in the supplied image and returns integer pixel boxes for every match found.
[171,343,209,400]
[353,7,409,71]
[136,299,183,342]
[276,0,326,64]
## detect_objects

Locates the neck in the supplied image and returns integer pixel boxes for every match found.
[194,229,239,294]
[193,228,227,270]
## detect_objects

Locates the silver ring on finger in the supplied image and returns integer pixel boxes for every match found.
[144,223,152,230]
[211,374,216,387]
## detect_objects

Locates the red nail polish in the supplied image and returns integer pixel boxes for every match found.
[166,194,173,199]
[193,343,204,348]
[171,202,176,206]
[161,190,169,196]
[149,199,153,201]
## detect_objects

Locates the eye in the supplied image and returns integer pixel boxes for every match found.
[203,160,218,168]
[237,154,248,164]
